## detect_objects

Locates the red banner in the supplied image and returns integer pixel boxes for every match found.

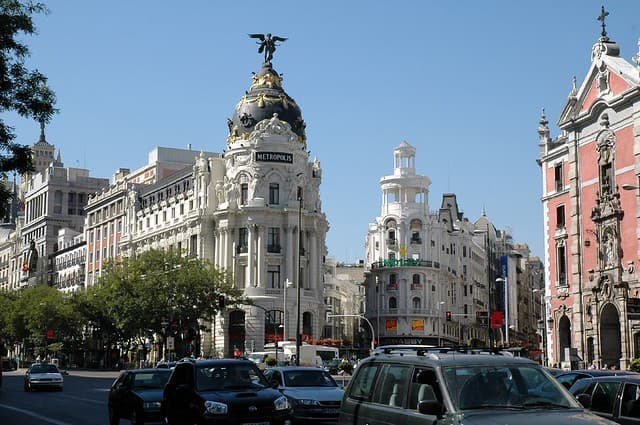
[490,311,504,329]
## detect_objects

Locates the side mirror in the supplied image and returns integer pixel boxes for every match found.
[270,379,280,389]
[577,393,592,409]
[418,400,444,418]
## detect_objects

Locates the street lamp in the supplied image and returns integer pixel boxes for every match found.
[283,279,294,342]
[437,301,445,346]
[328,314,375,354]
[496,277,509,346]
[295,191,303,366]
[533,288,547,366]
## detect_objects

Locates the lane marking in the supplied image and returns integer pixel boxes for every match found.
[0,403,74,425]
[58,394,104,405]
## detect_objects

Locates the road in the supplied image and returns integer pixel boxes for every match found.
[0,368,350,424]
[0,369,120,425]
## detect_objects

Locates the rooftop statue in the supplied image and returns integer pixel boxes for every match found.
[249,33,287,63]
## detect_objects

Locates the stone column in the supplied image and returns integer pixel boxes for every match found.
[248,224,255,287]
[286,225,293,282]
[310,231,318,290]
[257,225,264,288]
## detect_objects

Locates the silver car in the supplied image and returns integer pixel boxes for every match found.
[24,363,64,391]
[264,366,343,424]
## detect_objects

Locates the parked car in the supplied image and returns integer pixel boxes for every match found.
[264,366,343,424]
[556,369,638,390]
[155,360,177,369]
[247,351,272,370]
[340,347,618,425]
[570,375,640,424]
[161,358,291,424]
[24,363,64,392]
[108,368,172,425]
[544,366,566,376]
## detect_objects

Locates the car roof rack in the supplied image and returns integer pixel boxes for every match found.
[373,346,516,358]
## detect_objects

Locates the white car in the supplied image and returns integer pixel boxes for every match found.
[24,363,64,391]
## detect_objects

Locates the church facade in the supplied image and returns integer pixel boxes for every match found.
[539,11,640,369]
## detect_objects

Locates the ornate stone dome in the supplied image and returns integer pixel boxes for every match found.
[227,62,306,145]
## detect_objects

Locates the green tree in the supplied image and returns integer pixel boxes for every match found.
[4,285,82,359]
[79,249,244,356]
[0,1,57,217]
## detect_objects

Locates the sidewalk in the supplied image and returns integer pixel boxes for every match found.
[4,367,121,379]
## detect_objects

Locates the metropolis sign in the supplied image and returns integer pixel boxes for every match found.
[255,151,293,163]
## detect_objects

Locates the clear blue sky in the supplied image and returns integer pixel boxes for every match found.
[12,1,640,262]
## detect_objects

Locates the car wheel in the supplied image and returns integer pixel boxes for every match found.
[24,382,30,392]
[108,407,120,425]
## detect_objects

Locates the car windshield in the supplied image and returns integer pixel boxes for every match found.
[442,364,580,410]
[30,364,59,374]
[196,364,268,391]
[284,370,338,387]
[248,353,267,362]
[133,371,171,389]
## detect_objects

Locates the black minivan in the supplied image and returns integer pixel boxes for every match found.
[340,347,618,425]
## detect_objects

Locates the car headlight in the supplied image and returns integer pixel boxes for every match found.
[204,400,228,415]
[274,395,291,411]
[294,399,321,406]
[143,401,161,409]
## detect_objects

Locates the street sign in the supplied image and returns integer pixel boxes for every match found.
[167,336,175,350]
[476,311,489,328]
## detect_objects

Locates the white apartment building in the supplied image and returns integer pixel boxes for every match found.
[365,142,488,346]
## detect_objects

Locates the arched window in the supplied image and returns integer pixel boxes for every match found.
[389,297,397,309]
[412,297,421,309]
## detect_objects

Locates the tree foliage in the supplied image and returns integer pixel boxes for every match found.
[0,285,82,357]
[0,0,57,216]
[76,249,243,352]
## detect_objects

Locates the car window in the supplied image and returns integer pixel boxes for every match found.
[197,364,267,391]
[407,367,443,411]
[284,370,337,387]
[569,378,593,396]
[372,364,411,408]
[556,373,581,389]
[347,364,379,401]
[621,383,640,418]
[133,371,171,389]
[30,364,59,374]
[590,382,620,415]
[443,364,577,410]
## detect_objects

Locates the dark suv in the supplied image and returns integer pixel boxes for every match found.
[161,358,291,425]
[340,347,618,425]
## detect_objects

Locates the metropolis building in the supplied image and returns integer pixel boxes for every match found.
[112,52,328,358]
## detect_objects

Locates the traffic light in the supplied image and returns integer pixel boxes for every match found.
[218,294,226,309]
[445,311,452,322]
